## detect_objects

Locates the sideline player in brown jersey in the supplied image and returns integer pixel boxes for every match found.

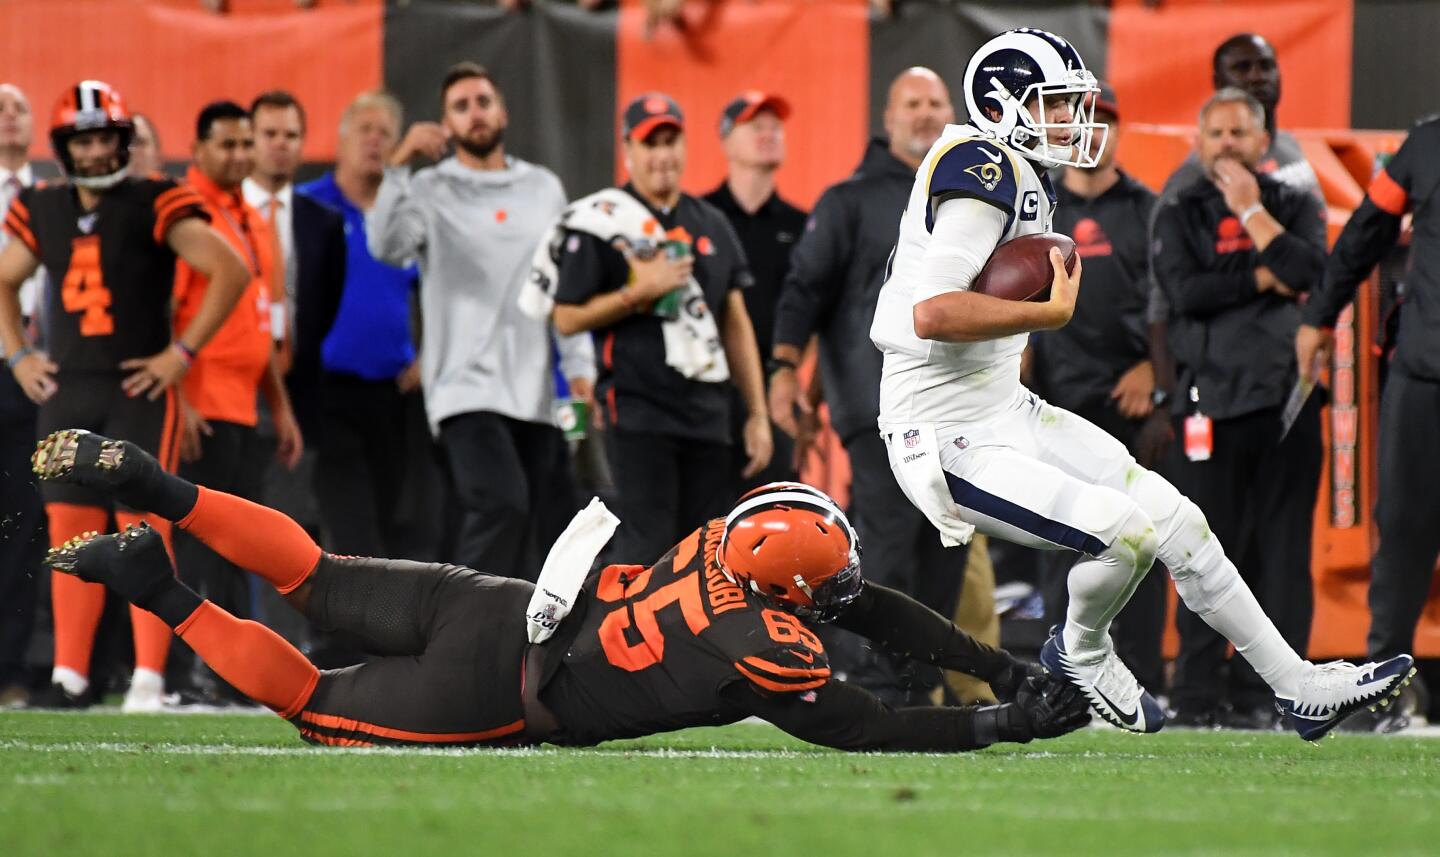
[32,427,1090,751]
[0,81,250,711]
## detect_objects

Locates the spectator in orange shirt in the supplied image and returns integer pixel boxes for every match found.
[170,100,302,704]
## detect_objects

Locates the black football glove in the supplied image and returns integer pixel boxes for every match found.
[1012,674,1092,740]
[987,659,1047,703]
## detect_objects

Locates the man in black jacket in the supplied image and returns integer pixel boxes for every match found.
[1153,88,1327,728]
[767,68,969,704]
[1296,115,1440,731]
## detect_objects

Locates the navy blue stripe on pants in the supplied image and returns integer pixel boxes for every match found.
[943,471,1108,557]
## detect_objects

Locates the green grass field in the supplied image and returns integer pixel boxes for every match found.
[3,712,1437,857]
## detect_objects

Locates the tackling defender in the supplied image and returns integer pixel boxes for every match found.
[32,428,1089,752]
[869,28,1413,738]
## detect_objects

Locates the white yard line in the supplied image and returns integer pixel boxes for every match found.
[0,740,813,759]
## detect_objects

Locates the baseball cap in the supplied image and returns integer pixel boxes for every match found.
[1092,81,1120,121]
[718,90,792,137]
[622,93,685,141]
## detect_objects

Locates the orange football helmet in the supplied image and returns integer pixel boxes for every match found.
[716,481,863,622]
[50,80,134,190]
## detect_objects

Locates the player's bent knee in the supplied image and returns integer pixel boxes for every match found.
[1126,468,1184,532]
[1126,471,1219,567]
[1105,506,1159,577]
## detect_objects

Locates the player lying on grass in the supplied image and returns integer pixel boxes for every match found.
[32,428,1089,751]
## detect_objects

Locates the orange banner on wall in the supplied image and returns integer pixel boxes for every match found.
[0,0,382,163]
[616,0,869,210]
[1106,0,1352,130]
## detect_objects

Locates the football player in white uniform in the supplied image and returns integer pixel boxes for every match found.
[870,27,1414,739]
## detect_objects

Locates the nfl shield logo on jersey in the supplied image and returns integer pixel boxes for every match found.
[903,429,920,449]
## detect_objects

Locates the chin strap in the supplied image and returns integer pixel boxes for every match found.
[71,169,129,191]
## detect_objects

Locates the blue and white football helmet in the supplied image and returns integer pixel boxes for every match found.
[963,28,1106,170]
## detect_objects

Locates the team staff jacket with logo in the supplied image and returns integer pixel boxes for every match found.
[3,177,208,374]
[1153,173,1326,420]
[1304,116,1440,382]
[535,517,1020,751]
[1147,131,1320,328]
[553,184,751,445]
[1031,172,1156,413]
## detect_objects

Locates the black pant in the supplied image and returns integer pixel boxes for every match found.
[439,411,577,582]
[171,420,266,694]
[314,373,441,560]
[605,429,734,566]
[830,431,968,702]
[1038,402,1168,696]
[1370,368,1440,660]
[730,387,796,496]
[0,370,44,688]
[1170,397,1323,711]
[297,556,531,746]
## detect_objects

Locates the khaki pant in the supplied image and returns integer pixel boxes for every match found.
[944,534,1000,704]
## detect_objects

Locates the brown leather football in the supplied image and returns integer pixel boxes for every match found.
[971,232,1077,302]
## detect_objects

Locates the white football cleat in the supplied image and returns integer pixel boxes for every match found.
[1040,626,1164,733]
[1276,655,1415,741]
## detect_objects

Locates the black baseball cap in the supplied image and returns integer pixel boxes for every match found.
[1092,81,1120,121]
[622,93,684,141]
[718,91,792,137]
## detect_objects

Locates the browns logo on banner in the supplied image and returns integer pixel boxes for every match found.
[0,0,382,163]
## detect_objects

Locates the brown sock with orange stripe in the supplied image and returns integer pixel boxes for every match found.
[176,487,322,594]
[174,601,319,716]
[47,503,111,679]
[117,512,176,675]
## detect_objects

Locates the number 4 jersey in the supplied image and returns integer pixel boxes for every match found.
[4,177,208,373]
[536,517,832,746]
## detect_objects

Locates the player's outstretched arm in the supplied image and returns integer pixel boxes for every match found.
[832,581,1030,698]
[912,198,1080,342]
[721,673,1089,753]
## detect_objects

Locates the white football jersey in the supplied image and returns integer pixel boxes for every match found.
[871,123,1057,428]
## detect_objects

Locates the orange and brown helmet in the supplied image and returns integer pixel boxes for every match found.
[717,481,864,622]
[50,80,134,190]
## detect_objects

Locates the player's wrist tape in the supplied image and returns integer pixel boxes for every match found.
[1239,203,1265,226]
[171,341,196,367]
[766,356,798,375]
[6,346,33,369]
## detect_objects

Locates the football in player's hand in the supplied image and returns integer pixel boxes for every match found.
[971,233,1077,303]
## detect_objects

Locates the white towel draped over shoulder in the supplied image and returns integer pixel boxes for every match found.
[521,188,729,383]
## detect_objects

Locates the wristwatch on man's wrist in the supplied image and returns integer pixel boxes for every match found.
[766,357,798,376]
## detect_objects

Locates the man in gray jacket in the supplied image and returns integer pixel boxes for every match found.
[369,63,595,581]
